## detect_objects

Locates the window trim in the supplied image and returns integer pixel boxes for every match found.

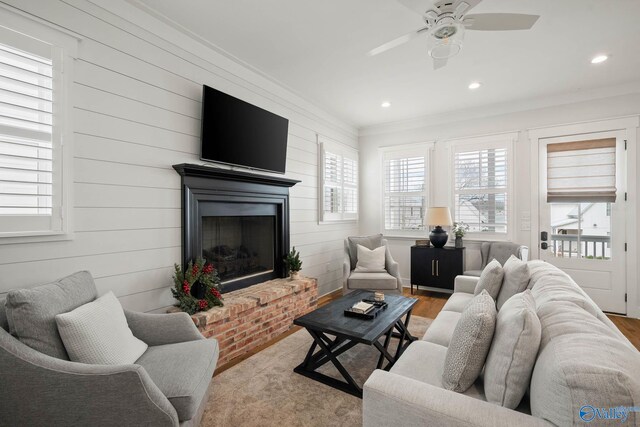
[0,7,78,244]
[318,136,359,224]
[449,133,517,242]
[379,142,433,237]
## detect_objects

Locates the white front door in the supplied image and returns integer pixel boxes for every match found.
[538,131,627,314]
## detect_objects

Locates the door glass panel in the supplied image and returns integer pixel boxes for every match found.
[549,203,611,259]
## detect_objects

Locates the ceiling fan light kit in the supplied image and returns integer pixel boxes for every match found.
[368,0,540,70]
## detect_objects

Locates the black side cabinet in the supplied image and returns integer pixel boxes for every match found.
[410,246,465,294]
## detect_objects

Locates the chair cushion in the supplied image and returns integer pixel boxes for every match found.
[136,339,219,422]
[463,269,482,277]
[530,301,640,426]
[347,272,397,290]
[347,234,383,270]
[55,291,147,365]
[485,242,523,266]
[496,255,530,310]
[441,293,474,313]
[442,290,497,393]
[391,340,485,400]
[484,291,541,409]
[0,298,7,331]
[474,259,504,300]
[354,244,386,272]
[5,271,98,359]
[422,310,460,347]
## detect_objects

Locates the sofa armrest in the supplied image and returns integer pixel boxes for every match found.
[0,328,178,426]
[454,275,479,294]
[364,370,549,427]
[125,309,204,346]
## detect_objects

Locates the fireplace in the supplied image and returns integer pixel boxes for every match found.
[173,164,298,293]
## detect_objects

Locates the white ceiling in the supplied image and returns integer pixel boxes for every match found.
[133,0,640,128]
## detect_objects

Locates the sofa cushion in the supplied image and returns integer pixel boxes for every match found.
[530,300,640,426]
[441,293,474,313]
[484,291,541,409]
[354,244,386,272]
[0,298,7,332]
[422,310,461,347]
[474,259,504,300]
[136,339,219,422]
[391,340,486,401]
[347,272,397,290]
[347,234,383,270]
[55,291,148,365]
[5,271,98,359]
[442,290,497,392]
[496,255,530,310]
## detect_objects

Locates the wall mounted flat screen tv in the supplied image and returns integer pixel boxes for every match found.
[200,85,289,174]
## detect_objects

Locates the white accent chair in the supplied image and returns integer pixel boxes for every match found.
[342,235,403,295]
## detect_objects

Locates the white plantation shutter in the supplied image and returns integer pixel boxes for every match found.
[547,138,617,203]
[383,149,427,231]
[320,140,358,222]
[453,143,509,234]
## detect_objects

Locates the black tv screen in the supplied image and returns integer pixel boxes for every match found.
[200,85,289,174]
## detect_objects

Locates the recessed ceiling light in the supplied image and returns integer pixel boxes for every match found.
[468,82,481,90]
[381,101,391,108]
[591,54,608,64]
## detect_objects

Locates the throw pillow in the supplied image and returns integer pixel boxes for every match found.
[484,290,541,409]
[474,259,504,300]
[442,290,497,392]
[55,291,148,365]
[347,234,383,270]
[354,244,386,272]
[4,271,98,359]
[496,255,530,310]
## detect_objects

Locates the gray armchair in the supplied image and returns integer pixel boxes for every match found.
[343,235,403,294]
[464,241,529,277]
[0,271,218,427]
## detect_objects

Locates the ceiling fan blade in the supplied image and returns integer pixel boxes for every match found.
[397,0,436,16]
[433,56,449,70]
[465,13,540,31]
[368,29,426,56]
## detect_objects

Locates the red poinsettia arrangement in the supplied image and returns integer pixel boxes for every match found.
[171,258,223,315]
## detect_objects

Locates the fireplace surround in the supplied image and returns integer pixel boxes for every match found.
[173,164,299,292]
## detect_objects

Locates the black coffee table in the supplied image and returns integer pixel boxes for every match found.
[293,290,417,397]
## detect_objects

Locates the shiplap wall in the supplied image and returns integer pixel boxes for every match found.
[0,0,358,312]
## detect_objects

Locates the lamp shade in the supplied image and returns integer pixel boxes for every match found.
[425,207,453,227]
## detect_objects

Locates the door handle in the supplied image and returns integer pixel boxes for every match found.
[541,242,548,250]
[436,260,439,276]
[431,260,435,276]
[541,231,548,241]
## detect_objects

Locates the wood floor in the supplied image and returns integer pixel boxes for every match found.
[215,287,640,375]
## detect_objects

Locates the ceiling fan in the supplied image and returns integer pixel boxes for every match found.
[368,0,540,69]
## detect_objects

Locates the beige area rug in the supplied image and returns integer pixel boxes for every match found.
[201,316,432,427]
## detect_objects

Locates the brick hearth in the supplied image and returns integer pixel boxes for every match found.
[170,276,318,365]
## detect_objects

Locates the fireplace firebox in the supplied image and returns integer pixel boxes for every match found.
[173,164,298,293]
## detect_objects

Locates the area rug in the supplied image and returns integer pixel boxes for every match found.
[200,316,432,427]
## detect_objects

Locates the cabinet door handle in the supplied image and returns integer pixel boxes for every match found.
[436,260,439,276]
[431,260,435,276]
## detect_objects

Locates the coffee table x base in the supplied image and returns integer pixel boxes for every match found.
[293,311,416,398]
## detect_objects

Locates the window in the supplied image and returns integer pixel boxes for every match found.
[382,145,430,233]
[452,136,514,238]
[319,139,358,222]
[0,16,75,240]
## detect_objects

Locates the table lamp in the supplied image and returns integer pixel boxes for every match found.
[425,207,453,248]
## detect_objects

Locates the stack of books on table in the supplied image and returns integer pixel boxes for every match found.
[351,301,375,314]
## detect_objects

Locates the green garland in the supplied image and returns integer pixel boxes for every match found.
[171,258,223,315]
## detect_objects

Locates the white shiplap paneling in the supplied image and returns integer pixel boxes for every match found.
[0,0,358,310]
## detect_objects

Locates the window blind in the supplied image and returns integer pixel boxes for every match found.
[320,142,358,221]
[453,147,508,234]
[0,42,53,216]
[547,138,616,203]
[384,155,426,231]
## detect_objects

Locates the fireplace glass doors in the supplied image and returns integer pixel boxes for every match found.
[202,216,276,284]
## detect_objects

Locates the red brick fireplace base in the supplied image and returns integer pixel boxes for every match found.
[170,276,318,366]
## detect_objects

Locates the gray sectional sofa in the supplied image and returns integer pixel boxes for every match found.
[363,261,640,426]
[0,271,218,426]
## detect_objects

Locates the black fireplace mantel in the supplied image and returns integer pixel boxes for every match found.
[173,163,299,292]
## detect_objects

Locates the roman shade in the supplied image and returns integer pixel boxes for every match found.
[547,138,617,203]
